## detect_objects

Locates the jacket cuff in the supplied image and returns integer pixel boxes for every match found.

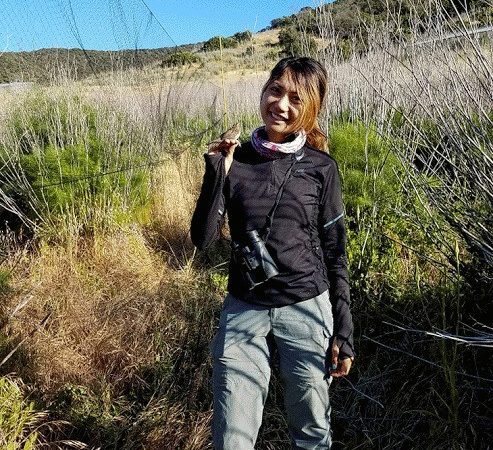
[334,335,355,359]
[204,152,225,172]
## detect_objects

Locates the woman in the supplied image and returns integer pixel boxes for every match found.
[191,57,354,449]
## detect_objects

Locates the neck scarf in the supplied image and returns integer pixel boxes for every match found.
[251,126,306,160]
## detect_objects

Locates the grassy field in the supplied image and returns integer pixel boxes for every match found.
[0,5,492,449]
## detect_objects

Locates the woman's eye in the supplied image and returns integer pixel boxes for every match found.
[291,95,302,104]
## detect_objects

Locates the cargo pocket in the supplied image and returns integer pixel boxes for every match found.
[276,317,314,339]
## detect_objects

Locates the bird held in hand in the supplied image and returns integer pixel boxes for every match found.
[207,123,241,154]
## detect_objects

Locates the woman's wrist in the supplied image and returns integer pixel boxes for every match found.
[224,154,234,174]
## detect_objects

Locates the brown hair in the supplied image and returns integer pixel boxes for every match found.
[261,57,328,150]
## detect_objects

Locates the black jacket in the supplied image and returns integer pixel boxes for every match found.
[191,142,354,358]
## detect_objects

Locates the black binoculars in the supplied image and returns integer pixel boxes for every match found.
[232,230,279,290]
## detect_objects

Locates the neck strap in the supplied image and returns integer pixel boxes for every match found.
[262,152,301,242]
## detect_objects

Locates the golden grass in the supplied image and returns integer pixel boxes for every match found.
[0,89,29,135]
[253,29,279,46]
[2,151,209,395]
[6,229,159,389]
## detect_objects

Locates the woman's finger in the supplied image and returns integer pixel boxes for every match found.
[331,343,339,369]
[331,358,353,377]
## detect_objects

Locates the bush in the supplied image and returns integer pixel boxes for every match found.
[161,51,200,68]
[201,36,238,52]
[0,93,152,237]
[232,30,252,43]
[329,120,411,294]
[270,16,296,29]
[330,120,401,215]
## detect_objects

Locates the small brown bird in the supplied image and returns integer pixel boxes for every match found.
[207,123,241,153]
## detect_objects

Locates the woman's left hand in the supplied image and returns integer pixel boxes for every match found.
[329,342,354,377]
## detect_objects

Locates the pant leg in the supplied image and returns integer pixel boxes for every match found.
[211,294,272,450]
[271,291,334,450]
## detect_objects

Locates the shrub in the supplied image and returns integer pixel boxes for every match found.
[329,120,412,294]
[278,26,317,57]
[329,120,401,215]
[270,16,296,29]
[0,93,152,237]
[161,51,200,68]
[201,36,238,52]
[232,30,252,43]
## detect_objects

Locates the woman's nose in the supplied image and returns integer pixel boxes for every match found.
[276,94,290,112]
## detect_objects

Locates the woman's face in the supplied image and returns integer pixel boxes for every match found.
[260,71,303,143]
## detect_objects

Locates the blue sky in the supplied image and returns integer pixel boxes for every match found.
[0,0,319,52]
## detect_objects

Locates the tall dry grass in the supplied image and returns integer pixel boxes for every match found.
[0,150,223,446]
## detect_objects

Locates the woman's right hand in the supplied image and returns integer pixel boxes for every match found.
[208,138,239,175]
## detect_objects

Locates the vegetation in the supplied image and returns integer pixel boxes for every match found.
[201,36,238,52]
[270,0,492,35]
[0,93,152,238]
[0,377,41,449]
[0,376,80,448]
[1,0,491,84]
[278,26,317,57]
[0,269,10,295]
[0,47,198,84]
[0,0,492,448]
[232,31,253,43]
[161,51,201,67]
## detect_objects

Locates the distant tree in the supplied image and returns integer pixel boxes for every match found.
[270,16,296,29]
[233,31,252,43]
[278,26,317,57]
[201,36,238,52]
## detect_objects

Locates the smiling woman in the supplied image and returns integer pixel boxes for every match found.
[191,57,354,449]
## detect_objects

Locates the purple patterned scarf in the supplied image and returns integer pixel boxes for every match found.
[251,126,306,160]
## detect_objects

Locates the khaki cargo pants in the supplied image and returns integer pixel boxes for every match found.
[211,291,334,449]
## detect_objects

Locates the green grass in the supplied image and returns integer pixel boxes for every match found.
[0,269,10,295]
[0,377,43,449]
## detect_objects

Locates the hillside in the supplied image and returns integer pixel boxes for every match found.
[0,45,198,84]
[1,0,491,84]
